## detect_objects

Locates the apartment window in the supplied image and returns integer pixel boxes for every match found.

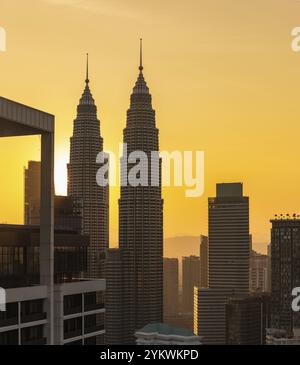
[64,317,82,339]
[84,313,104,334]
[21,299,45,323]
[0,330,18,345]
[64,294,82,315]
[84,335,104,345]
[21,325,44,345]
[0,302,18,326]
[84,291,104,312]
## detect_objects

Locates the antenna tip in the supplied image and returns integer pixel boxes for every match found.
[139,38,143,71]
[85,53,90,83]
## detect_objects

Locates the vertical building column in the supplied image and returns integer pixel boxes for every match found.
[18,301,21,345]
[40,131,54,345]
[53,287,64,345]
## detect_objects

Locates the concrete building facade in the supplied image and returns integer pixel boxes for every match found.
[0,96,55,344]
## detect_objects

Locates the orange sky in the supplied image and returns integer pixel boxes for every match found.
[1,0,300,254]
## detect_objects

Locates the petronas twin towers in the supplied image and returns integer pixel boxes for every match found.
[68,54,109,279]
[68,42,163,344]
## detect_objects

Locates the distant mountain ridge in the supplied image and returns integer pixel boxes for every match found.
[164,236,201,260]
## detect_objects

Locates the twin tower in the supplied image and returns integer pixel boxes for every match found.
[67,42,164,344]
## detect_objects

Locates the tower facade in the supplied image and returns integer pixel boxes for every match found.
[118,42,164,341]
[208,183,250,294]
[68,56,109,278]
[24,160,41,225]
[249,250,268,293]
[194,183,250,344]
[163,258,179,319]
[182,256,201,314]
[270,218,300,335]
[200,235,208,288]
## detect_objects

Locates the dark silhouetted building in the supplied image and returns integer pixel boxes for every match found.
[0,224,88,287]
[0,92,106,346]
[163,258,179,319]
[208,183,250,294]
[200,235,208,288]
[105,248,132,345]
[270,217,300,336]
[118,42,163,342]
[226,294,270,345]
[106,42,163,344]
[67,56,109,278]
[0,224,106,345]
[267,243,271,293]
[182,256,201,314]
[194,287,234,344]
[24,161,83,234]
[194,183,250,344]
[250,250,268,293]
[24,161,41,225]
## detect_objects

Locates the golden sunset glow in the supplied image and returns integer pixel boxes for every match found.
[1,0,300,254]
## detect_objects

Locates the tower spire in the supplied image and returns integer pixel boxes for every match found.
[132,38,149,95]
[79,53,95,106]
[86,53,89,84]
[139,38,143,71]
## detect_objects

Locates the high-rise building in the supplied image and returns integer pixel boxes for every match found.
[105,248,132,345]
[67,56,109,278]
[266,243,272,293]
[0,222,106,345]
[1,92,106,346]
[0,224,88,286]
[117,41,164,343]
[24,161,83,234]
[194,183,250,344]
[163,258,179,319]
[270,217,300,336]
[24,161,41,225]
[250,250,268,293]
[194,287,234,344]
[1,96,55,344]
[182,256,201,314]
[200,235,208,288]
[52,195,83,233]
[208,183,250,294]
[225,294,270,345]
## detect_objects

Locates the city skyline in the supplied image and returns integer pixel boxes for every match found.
[2,0,300,255]
[2,0,300,351]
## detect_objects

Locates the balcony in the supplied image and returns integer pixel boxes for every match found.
[22,338,47,345]
[84,325,104,335]
[0,317,18,328]
[21,313,47,324]
[64,306,82,316]
[64,329,82,340]
[84,303,104,312]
